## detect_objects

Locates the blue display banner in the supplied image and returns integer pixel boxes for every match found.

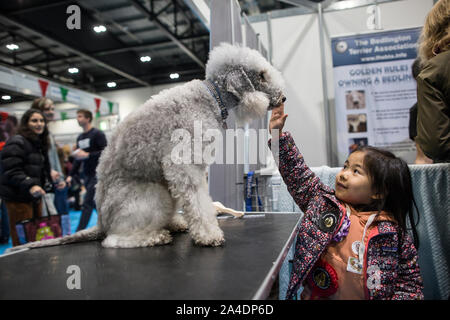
[331,27,422,67]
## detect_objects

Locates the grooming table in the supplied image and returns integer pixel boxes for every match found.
[0,213,300,300]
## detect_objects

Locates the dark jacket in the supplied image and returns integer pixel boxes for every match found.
[0,134,52,202]
[270,132,423,300]
[416,49,450,162]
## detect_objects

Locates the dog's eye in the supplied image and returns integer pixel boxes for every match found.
[260,71,266,82]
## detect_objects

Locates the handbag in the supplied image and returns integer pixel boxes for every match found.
[15,195,71,245]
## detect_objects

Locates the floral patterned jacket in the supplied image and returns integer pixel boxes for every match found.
[270,132,424,300]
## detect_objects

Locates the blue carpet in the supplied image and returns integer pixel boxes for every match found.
[0,209,98,255]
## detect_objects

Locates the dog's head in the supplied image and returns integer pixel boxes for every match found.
[205,43,285,124]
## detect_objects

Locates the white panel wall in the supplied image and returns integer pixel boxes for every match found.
[251,0,434,166]
[0,101,33,116]
[274,14,326,166]
[100,82,186,121]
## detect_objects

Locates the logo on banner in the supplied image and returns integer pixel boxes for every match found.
[335,41,348,53]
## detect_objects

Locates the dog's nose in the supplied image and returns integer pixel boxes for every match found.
[281,96,286,103]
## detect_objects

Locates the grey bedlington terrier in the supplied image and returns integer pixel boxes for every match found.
[8,43,285,251]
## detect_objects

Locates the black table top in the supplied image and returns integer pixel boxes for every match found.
[0,213,301,300]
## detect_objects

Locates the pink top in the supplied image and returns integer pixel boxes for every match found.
[302,205,396,300]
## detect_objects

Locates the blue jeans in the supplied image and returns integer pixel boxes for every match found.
[0,200,9,241]
[54,186,69,215]
[76,175,97,232]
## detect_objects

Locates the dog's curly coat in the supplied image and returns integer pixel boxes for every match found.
[8,43,285,251]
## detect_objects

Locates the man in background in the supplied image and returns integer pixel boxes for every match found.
[66,109,107,231]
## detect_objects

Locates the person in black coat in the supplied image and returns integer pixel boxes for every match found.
[0,109,53,246]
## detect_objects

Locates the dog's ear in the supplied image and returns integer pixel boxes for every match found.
[225,67,255,100]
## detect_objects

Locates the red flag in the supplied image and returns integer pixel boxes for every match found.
[38,79,49,97]
[94,98,101,113]
[0,111,9,122]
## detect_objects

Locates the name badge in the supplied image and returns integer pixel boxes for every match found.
[78,138,90,149]
[347,257,362,274]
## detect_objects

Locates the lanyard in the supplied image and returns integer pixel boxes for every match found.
[358,213,378,267]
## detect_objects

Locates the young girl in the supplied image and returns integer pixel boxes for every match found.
[269,104,423,300]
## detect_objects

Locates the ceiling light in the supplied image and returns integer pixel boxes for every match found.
[170,73,179,79]
[140,56,151,62]
[1,95,11,100]
[107,82,117,88]
[68,67,79,74]
[6,43,19,50]
[93,25,107,33]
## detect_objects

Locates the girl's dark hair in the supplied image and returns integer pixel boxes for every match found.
[354,145,420,249]
[17,109,50,151]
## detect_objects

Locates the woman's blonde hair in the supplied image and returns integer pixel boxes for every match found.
[31,97,53,111]
[418,0,450,63]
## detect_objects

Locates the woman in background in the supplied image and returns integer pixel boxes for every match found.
[0,109,53,246]
[416,0,450,163]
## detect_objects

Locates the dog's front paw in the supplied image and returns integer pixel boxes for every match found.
[167,213,189,233]
[193,227,225,247]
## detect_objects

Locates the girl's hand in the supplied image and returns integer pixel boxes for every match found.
[269,103,288,134]
[29,185,46,198]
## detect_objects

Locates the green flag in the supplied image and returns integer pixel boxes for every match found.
[107,101,114,114]
[59,87,69,102]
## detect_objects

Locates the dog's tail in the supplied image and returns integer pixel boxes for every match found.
[5,225,104,253]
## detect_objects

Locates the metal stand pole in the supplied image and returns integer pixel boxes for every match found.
[317,3,335,166]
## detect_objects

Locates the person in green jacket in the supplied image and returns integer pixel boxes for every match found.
[416,0,450,163]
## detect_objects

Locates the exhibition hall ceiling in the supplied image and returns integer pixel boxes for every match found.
[0,0,213,96]
[0,0,378,102]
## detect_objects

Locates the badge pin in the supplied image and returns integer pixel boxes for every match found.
[319,212,337,233]
[324,216,334,228]
[347,257,363,274]
[312,267,331,289]
[307,260,339,299]
[352,241,361,255]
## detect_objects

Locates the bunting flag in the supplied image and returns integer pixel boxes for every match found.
[60,112,68,120]
[59,87,69,102]
[0,111,9,122]
[38,79,49,97]
[1,68,117,117]
[107,101,114,114]
[94,97,101,118]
